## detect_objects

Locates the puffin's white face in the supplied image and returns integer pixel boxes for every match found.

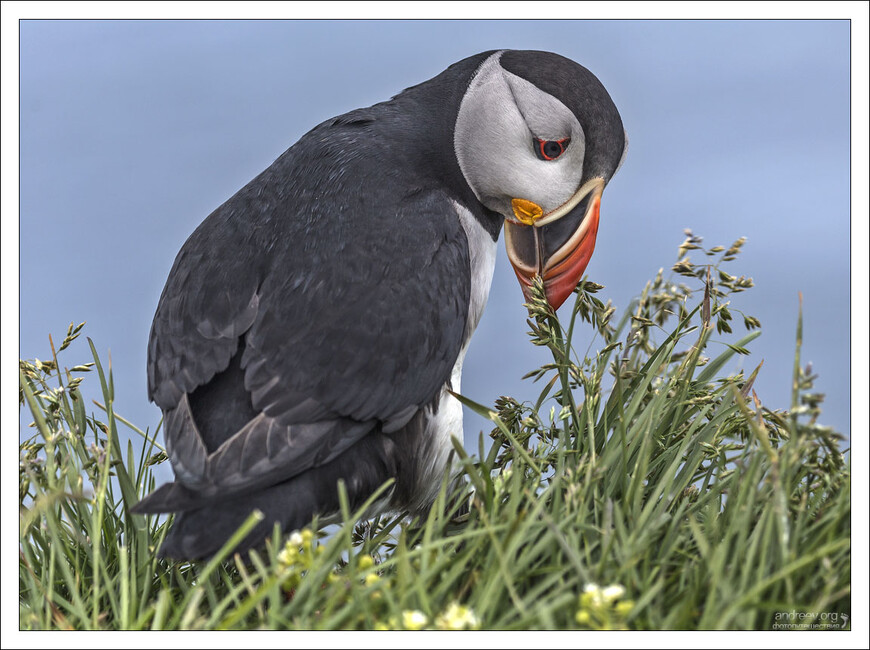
[454,52,587,221]
[453,51,623,310]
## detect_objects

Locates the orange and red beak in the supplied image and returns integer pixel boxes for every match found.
[504,178,604,310]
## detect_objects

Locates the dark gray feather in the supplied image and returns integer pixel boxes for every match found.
[142,97,481,503]
[154,432,401,559]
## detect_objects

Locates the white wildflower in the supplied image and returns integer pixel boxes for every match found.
[435,602,481,630]
[601,584,626,602]
[402,610,428,630]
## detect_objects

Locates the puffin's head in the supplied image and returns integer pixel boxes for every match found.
[454,50,627,310]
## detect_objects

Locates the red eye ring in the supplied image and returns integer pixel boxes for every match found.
[534,137,571,161]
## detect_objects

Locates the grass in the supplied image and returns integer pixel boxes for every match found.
[18,233,850,631]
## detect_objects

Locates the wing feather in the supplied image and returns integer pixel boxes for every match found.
[142,111,473,507]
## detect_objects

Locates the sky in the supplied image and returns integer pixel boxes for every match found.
[10,17,861,480]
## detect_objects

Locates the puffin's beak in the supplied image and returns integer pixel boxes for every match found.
[504,178,604,310]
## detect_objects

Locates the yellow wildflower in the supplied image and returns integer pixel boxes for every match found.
[364,573,380,586]
[615,600,635,617]
[401,610,428,630]
[277,542,299,566]
[576,582,632,630]
[435,602,481,630]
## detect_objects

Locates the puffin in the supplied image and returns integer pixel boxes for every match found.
[132,50,627,559]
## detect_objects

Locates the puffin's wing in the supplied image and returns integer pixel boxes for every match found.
[146,216,262,412]
[138,133,472,510]
[243,188,473,426]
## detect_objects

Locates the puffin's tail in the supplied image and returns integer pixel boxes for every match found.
[130,481,205,514]
[133,433,400,560]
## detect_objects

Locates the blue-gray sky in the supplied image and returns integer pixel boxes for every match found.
[16,19,853,483]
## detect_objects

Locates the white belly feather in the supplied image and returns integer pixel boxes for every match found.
[405,202,497,509]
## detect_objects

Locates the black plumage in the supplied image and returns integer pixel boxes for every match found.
[132,50,626,559]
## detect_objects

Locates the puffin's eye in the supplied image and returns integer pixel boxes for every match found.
[534,137,571,161]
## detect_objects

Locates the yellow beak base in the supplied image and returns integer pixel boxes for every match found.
[511,198,544,225]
